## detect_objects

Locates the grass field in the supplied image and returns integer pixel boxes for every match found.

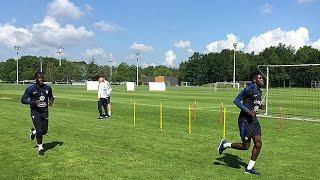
[0,84,319,179]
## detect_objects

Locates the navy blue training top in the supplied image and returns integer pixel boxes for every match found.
[21,84,54,112]
[233,83,262,120]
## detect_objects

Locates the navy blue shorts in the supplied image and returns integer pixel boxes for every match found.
[238,117,261,142]
[31,110,49,136]
[98,97,110,106]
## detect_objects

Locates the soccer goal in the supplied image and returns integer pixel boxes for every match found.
[214,82,240,92]
[258,64,320,122]
[311,81,320,89]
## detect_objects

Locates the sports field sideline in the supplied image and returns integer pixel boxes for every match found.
[0,84,319,179]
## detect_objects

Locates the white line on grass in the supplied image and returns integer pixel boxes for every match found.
[55,96,236,112]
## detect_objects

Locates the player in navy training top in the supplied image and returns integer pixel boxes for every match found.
[217,70,264,175]
[21,71,54,156]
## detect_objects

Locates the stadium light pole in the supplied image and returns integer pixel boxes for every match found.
[40,57,43,72]
[108,53,114,79]
[135,52,140,86]
[56,44,64,66]
[233,43,237,88]
[14,46,21,84]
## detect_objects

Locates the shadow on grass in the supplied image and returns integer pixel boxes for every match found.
[213,153,247,169]
[43,141,63,152]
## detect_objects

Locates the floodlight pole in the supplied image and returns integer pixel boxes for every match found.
[108,54,114,79]
[135,52,140,86]
[56,44,64,66]
[40,57,43,72]
[233,43,237,88]
[14,46,21,84]
[265,66,269,115]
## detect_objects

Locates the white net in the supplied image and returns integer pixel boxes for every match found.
[214,82,239,92]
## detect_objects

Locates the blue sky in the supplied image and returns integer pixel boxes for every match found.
[0,0,319,67]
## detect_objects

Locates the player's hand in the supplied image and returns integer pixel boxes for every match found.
[248,110,256,117]
[48,101,53,106]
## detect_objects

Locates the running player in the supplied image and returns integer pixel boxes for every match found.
[217,70,264,175]
[21,71,54,156]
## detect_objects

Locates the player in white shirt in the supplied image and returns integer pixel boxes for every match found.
[97,76,112,119]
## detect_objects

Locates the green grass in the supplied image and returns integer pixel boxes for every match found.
[0,84,319,179]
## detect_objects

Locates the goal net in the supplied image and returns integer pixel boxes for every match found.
[311,81,320,89]
[214,82,240,92]
[258,64,320,122]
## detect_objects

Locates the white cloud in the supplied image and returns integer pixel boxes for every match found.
[93,21,124,32]
[31,16,93,47]
[164,50,176,67]
[85,4,93,13]
[47,0,83,20]
[187,48,194,55]
[83,48,105,57]
[143,62,156,67]
[130,42,154,52]
[0,16,93,51]
[174,40,191,49]
[312,39,320,50]
[260,3,272,15]
[297,0,315,4]
[246,27,309,53]
[0,24,32,47]
[206,33,245,53]
[124,54,136,60]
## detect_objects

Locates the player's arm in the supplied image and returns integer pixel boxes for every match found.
[233,88,255,117]
[21,87,37,105]
[259,93,265,110]
[97,84,100,100]
[233,89,249,112]
[106,82,112,96]
[48,86,54,106]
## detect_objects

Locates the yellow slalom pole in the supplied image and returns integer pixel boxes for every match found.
[194,100,197,121]
[223,107,227,139]
[188,105,192,134]
[160,103,163,130]
[133,101,136,126]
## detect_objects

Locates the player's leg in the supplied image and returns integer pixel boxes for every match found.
[42,112,49,136]
[251,135,262,161]
[102,98,108,117]
[245,121,262,175]
[107,96,111,116]
[217,118,251,154]
[38,112,49,156]
[230,120,251,150]
[31,111,45,155]
[230,141,251,150]
[29,127,36,140]
[97,99,104,119]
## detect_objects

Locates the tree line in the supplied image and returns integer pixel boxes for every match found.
[1,44,320,87]
[0,56,177,84]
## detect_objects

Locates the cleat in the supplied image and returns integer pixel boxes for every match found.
[103,115,109,119]
[245,168,260,175]
[217,139,227,155]
[97,116,104,119]
[29,128,35,140]
[38,149,44,156]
